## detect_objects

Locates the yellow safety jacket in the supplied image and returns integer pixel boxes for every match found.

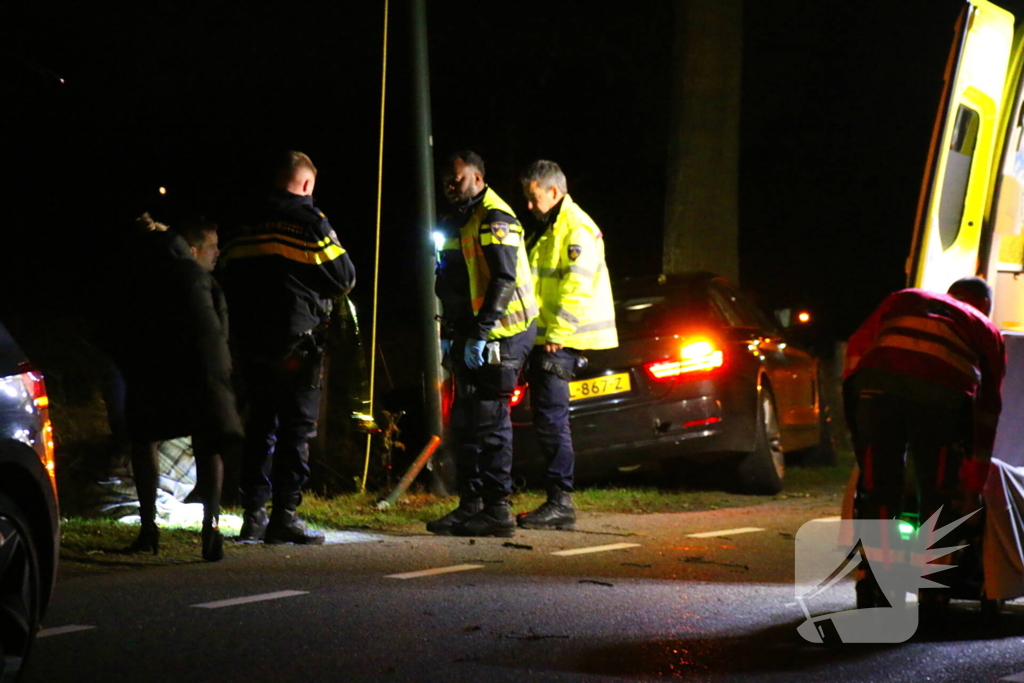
[529,194,617,349]
[439,187,538,341]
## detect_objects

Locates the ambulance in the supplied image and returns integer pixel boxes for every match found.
[910,0,1024,466]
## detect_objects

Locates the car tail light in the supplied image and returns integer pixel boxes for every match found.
[17,363,56,492]
[510,384,526,407]
[683,416,722,429]
[644,338,724,380]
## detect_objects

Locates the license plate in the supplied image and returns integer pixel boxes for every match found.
[569,372,631,401]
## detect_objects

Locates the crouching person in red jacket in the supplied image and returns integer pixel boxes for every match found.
[843,277,1006,612]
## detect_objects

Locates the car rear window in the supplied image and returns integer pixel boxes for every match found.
[614,288,720,338]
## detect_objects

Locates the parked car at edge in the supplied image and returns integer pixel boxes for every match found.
[511,273,833,494]
[0,320,59,681]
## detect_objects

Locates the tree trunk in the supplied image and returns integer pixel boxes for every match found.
[663,0,743,284]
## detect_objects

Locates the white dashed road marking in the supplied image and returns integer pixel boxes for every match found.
[1000,672,1024,682]
[37,625,96,638]
[810,516,842,523]
[686,527,764,539]
[192,590,309,609]
[386,564,485,579]
[551,543,641,556]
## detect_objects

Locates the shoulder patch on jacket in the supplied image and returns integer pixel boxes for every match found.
[491,222,510,242]
[567,244,582,261]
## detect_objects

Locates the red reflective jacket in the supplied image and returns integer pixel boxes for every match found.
[845,289,1006,451]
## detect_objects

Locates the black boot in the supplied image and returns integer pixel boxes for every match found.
[238,507,269,542]
[452,500,516,538]
[918,588,951,624]
[127,519,160,555]
[202,516,224,562]
[855,577,887,609]
[425,497,484,535]
[265,508,325,545]
[517,488,576,530]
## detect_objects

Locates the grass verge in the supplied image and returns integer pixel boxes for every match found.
[59,448,854,574]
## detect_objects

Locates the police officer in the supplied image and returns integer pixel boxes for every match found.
[222,151,356,544]
[428,150,538,537]
[517,160,617,530]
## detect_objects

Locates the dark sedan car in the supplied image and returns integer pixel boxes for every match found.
[511,273,832,494]
[0,321,59,681]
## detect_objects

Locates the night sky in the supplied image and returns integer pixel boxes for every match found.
[4,1,1015,345]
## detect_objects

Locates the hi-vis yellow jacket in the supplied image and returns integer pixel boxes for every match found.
[529,194,617,349]
[436,187,538,341]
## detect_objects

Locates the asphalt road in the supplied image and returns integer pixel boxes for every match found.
[25,496,1024,682]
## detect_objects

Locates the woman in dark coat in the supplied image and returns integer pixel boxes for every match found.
[105,215,242,560]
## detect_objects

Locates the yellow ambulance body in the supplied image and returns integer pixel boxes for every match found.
[910,0,1023,327]
[909,0,1024,463]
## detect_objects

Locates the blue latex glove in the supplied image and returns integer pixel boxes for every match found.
[440,338,452,357]
[464,339,486,369]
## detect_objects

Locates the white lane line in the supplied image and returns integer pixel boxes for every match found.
[551,543,641,556]
[1000,673,1024,682]
[37,624,96,638]
[386,564,485,580]
[192,590,309,609]
[686,527,764,539]
[810,516,842,523]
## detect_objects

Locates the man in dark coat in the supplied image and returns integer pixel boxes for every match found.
[105,214,242,560]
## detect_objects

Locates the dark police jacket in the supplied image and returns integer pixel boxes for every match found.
[435,187,525,340]
[221,190,356,358]
[104,230,243,444]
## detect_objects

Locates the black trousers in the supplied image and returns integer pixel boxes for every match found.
[449,322,537,502]
[526,346,579,492]
[238,335,323,511]
[848,371,970,530]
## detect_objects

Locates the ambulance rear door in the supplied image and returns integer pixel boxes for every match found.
[908,0,1015,292]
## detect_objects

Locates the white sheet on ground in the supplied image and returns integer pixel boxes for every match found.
[983,457,1024,601]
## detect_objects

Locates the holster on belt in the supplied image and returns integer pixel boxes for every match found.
[542,358,575,381]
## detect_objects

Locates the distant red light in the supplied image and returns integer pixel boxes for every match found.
[510,385,526,407]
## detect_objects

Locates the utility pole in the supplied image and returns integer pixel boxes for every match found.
[663,0,743,283]
[409,0,454,494]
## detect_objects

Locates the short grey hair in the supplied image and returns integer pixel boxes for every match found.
[521,159,567,194]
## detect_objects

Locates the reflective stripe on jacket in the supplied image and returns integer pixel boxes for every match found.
[439,187,538,340]
[529,194,617,350]
[844,288,1005,451]
[221,190,356,355]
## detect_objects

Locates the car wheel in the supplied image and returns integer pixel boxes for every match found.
[734,387,784,494]
[0,494,41,683]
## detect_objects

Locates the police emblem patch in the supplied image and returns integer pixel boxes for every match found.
[491,222,509,241]
[568,244,582,261]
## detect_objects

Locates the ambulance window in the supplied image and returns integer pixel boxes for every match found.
[938,105,979,250]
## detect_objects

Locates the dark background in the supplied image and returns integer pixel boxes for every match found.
[3,0,1014,362]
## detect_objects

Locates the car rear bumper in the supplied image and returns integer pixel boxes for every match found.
[512,379,759,479]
